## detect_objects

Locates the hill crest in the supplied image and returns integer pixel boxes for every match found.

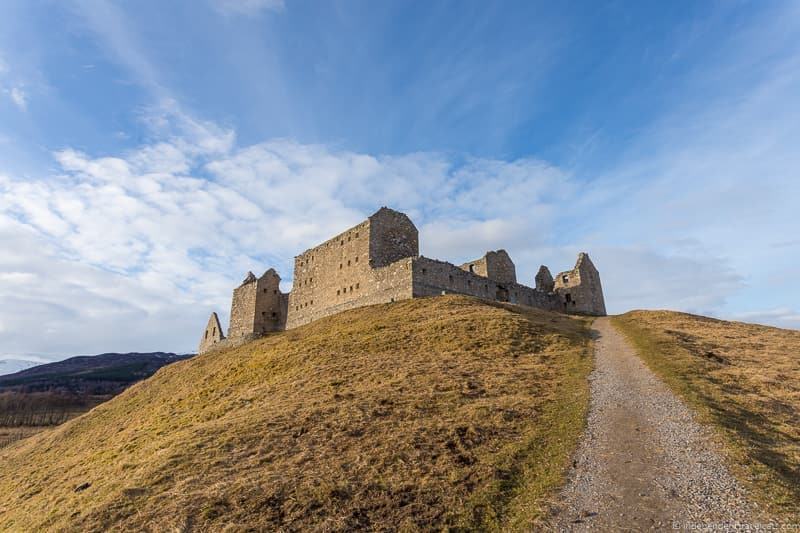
[0,296,593,531]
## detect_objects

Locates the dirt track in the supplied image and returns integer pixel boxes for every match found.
[549,317,760,531]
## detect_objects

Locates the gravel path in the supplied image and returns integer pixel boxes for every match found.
[548,317,761,531]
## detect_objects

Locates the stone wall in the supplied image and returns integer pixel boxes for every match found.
[228,269,287,339]
[285,208,418,329]
[253,269,287,333]
[198,312,225,354]
[459,250,517,284]
[553,253,607,316]
[285,218,372,329]
[201,207,607,347]
[413,257,559,310]
[287,258,414,329]
[196,333,261,356]
[228,273,258,339]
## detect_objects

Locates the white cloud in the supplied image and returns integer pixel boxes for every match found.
[731,308,800,330]
[9,87,26,110]
[0,272,37,284]
[0,56,28,111]
[211,0,285,16]
[139,99,236,156]
[0,114,602,358]
[2,1,798,361]
[588,245,744,317]
[1,107,757,359]
[4,35,800,358]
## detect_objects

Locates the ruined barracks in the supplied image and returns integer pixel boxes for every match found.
[199,207,606,353]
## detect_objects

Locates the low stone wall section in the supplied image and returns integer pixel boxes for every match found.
[412,257,559,310]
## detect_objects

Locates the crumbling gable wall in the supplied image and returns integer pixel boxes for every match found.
[553,253,607,316]
[198,312,225,354]
[253,269,287,333]
[368,207,419,267]
[459,250,517,285]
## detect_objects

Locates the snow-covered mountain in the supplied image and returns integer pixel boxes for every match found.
[0,359,39,377]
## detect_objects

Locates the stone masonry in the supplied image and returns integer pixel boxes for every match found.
[199,207,607,353]
[553,252,607,315]
[199,312,225,354]
[459,250,517,285]
[228,268,288,338]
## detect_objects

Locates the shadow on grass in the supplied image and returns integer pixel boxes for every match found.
[612,316,800,517]
[697,388,800,495]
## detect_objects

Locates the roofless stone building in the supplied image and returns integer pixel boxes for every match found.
[199,207,606,353]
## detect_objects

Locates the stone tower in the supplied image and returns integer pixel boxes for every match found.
[199,312,225,353]
[228,269,287,339]
[553,253,606,316]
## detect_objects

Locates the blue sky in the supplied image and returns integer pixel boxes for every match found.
[0,0,799,360]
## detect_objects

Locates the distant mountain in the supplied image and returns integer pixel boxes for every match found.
[0,359,39,377]
[0,352,194,395]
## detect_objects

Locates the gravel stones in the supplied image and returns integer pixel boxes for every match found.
[548,318,760,531]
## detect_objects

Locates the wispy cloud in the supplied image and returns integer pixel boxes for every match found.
[8,87,26,110]
[0,92,598,356]
[0,0,799,361]
[1,100,764,358]
[72,0,168,97]
[0,52,27,111]
[732,308,800,329]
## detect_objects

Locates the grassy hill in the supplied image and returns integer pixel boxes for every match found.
[0,296,593,531]
[0,352,193,449]
[613,311,800,519]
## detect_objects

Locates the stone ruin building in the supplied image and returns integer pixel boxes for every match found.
[199,207,606,353]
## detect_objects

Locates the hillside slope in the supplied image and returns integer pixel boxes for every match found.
[0,296,592,532]
[612,311,800,519]
[0,352,194,449]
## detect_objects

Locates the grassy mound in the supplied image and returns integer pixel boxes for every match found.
[0,296,592,531]
[613,311,800,519]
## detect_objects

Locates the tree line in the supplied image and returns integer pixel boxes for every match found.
[0,391,103,427]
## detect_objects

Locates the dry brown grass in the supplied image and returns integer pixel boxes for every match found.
[612,310,800,519]
[0,295,592,532]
